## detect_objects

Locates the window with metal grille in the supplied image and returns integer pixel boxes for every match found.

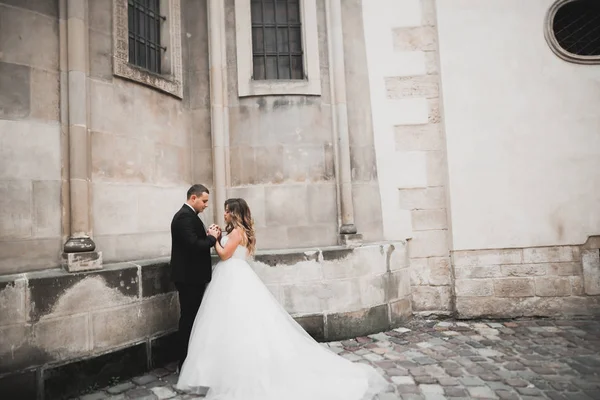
[551,0,600,57]
[250,0,304,80]
[128,0,164,74]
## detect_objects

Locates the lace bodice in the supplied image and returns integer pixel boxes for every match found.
[220,235,249,260]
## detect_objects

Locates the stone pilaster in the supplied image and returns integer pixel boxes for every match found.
[61,0,102,271]
[207,0,229,226]
[326,0,358,239]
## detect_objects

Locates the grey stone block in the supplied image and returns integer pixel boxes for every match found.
[0,61,30,119]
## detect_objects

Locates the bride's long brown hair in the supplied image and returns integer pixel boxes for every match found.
[224,198,256,255]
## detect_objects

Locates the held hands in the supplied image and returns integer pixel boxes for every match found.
[207,224,222,241]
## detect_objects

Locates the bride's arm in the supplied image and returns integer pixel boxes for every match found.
[214,228,242,261]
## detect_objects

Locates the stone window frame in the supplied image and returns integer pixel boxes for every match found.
[544,0,600,65]
[112,0,184,98]
[234,0,322,97]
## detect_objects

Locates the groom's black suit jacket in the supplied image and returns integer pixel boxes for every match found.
[170,204,216,285]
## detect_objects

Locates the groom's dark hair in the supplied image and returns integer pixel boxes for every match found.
[187,184,210,199]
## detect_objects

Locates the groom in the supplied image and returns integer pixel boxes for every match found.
[170,184,220,371]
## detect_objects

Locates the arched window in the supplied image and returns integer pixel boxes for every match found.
[545,0,600,64]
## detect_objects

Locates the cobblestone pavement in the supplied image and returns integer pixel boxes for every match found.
[73,318,600,400]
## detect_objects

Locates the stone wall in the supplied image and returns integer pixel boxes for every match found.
[89,0,213,264]
[251,241,411,339]
[362,0,453,315]
[0,241,410,398]
[435,0,600,251]
[454,238,600,318]
[225,0,384,250]
[0,0,63,274]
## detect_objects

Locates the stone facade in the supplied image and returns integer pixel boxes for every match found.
[362,0,453,315]
[0,0,63,273]
[1,0,600,397]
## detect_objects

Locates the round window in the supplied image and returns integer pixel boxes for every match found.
[545,0,600,63]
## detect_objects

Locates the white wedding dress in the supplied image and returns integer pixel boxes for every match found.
[176,236,390,400]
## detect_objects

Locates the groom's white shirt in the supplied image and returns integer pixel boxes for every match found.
[185,203,196,214]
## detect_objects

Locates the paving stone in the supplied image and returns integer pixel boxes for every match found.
[124,388,157,400]
[132,375,158,386]
[583,390,600,399]
[392,376,416,385]
[545,392,568,400]
[107,383,136,395]
[550,382,578,392]
[478,373,502,381]
[80,392,108,400]
[504,361,526,371]
[144,381,167,389]
[364,353,386,362]
[151,369,171,378]
[419,384,443,394]
[437,377,459,386]
[376,393,402,400]
[397,385,420,394]
[517,387,543,396]
[69,318,600,399]
[564,393,594,400]
[388,368,410,376]
[149,387,177,400]
[459,376,484,386]
[413,376,437,384]
[467,386,496,398]
[530,366,556,375]
[162,375,179,385]
[505,378,529,387]
[495,389,519,400]
[444,387,468,397]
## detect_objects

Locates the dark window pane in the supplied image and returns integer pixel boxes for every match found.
[278,56,291,79]
[129,36,135,62]
[127,0,162,73]
[137,40,146,68]
[252,27,264,53]
[253,56,265,80]
[149,15,156,42]
[250,0,303,80]
[277,29,289,52]
[264,28,277,52]
[128,4,134,29]
[288,1,300,23]
[263,2,275,24]
[276,0,288,24]
[149,48,156,72]
[156,18,160,43]
[251,1,262,23]
[289,27,302,53]
[265,56,278,79]
[553,0,600,56]
[138,8,145,39]
[291,56,303,79]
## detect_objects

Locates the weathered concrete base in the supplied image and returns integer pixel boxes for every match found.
[61,251,103,272]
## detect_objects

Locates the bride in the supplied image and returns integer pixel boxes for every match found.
[176,198,390,400]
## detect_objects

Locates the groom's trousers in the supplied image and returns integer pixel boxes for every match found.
[175,282,207,369]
